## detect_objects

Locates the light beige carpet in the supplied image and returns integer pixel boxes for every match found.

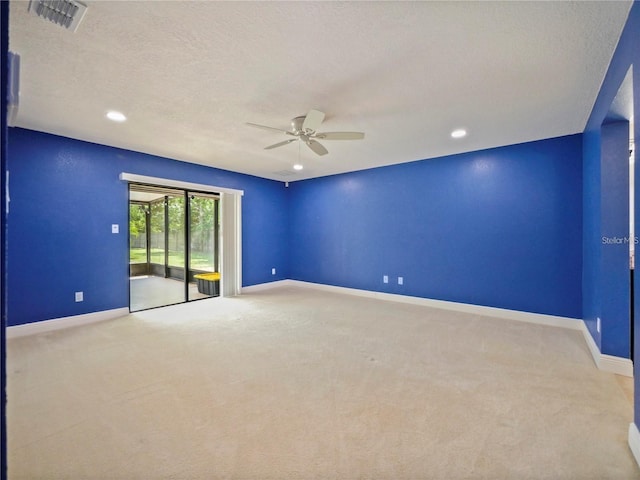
[6,286,639,479]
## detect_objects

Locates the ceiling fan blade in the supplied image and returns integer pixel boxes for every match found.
[315,132,365,140]
[264,139,298,150]
[246,122,290,134]
[302,109,325,132]
[305,138,328,156]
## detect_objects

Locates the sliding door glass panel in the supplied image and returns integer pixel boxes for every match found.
[129,202,149,277]
[165,193,186,310]
[188,194,220,301]
[130,187,185,311]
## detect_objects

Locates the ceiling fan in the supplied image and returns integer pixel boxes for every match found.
[246,109,364,156]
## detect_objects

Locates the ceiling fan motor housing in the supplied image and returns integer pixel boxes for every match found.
[291,116,307,134]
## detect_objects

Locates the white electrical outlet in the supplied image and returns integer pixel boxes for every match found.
[75,291,83,302]
[272,268,276,275]
[398,276,404,285]
[597,317,601,333]
[111,224,119,234]
[383,275,388,284]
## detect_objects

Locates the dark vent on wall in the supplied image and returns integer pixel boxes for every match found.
[28,0,88,32]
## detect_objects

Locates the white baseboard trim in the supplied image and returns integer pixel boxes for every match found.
[580,322,634,377]
[247,279,634,377]
[241,280,292,293]
[600,354,633,377]
[6,307,130,339]
[285,280,584,331]
[629,423,640,470]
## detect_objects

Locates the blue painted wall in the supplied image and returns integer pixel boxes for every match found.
[600,122,631,359]
[581,1,640,428]
[289,135,583,319]
[583,112,633,362]
[6,128,289,326]
[582,127,603,348]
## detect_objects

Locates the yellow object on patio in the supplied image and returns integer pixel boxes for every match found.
[194,272,221,281]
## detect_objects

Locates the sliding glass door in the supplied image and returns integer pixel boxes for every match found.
[129,185,220,311]
[188,193,220,301]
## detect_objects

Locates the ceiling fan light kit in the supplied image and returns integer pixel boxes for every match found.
[247,109,365,156]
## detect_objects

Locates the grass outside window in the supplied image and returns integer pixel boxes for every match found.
[129,247,215,271]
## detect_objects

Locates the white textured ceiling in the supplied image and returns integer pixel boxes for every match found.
[8,1,633,182]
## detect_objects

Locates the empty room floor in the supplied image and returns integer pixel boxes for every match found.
[6,286,639,479]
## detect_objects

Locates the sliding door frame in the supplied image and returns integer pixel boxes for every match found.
[122,172,243,303]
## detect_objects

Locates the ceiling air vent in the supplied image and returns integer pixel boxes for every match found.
[28,0,88,32]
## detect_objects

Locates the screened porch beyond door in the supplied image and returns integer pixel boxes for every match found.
[129,184,220,312]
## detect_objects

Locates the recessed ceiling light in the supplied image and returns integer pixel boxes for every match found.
[451,129,467,139]
[293,164,304,171]
[106,110,126,122]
